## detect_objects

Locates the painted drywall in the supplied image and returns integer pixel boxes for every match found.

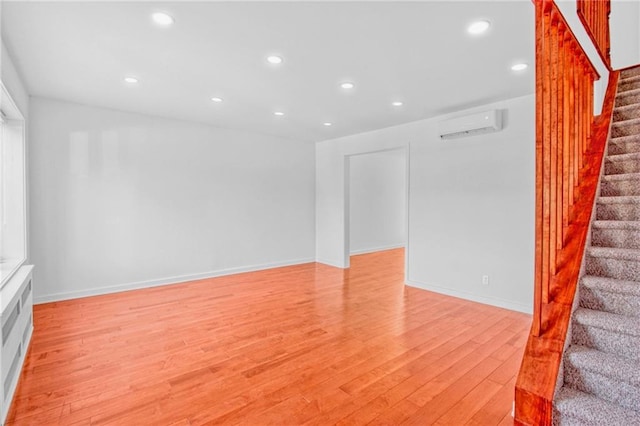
[610,0,640,70]
[316,94,535,313]
[1,42,28,119]
[349,149,406,255]
[408,96,535,314]
[29,97,315,303]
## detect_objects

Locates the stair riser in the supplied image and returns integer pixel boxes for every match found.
[621,67,640,79]
[585,256,640,281]
[604,159,640,175]
[612,122,640,138]
[613,107,640,122]
[595,203,640,221]
[608,140,640,155]
[618,79,640,93]
[600,179,640,196]
[564,364,640,412]
[580,287,640,317]
[572,322,640,361]
[591,227,640,249]
[615,92,640,107]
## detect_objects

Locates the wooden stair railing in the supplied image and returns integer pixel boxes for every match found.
[514,0,618,424]
[578,0,612,69]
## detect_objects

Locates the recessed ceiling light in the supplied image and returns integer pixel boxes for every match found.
[211,97,223,103]
[392,101,403,107]
[467,20,491,35]
[267,55,283,65]
[323,122,332,127]
[151,12,174,26]
[340,82,355,90]
[124,76,138,84]
[511,63,529,71]
[274,111,285,116]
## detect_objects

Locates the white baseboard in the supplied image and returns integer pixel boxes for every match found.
[34,257,315,304]
[350,244,405,256]
[405,279,533,314]
[315,258,347,268]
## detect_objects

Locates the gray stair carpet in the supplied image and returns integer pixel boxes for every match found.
[553,65,640,425]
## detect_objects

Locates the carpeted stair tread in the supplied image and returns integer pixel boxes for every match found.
[606,151,640,162]
[595,196,640,221]
[608,137,640,155]
[601,172,640,182]
[620,72,640,81]
[616,87,640,100]
[592,220,640,230]
[554,387,640,425]
[587,246,640,261]
[565,345,640,386]
[573,307,640,337]
[613,105,640,122]
[617,86,640,96]
[621,66,640,79]
[581,275,640,296]
[612,119,640,138]
[610,133,640,144]
[591,219,640,249]
[597,195,640,204]
[612,117,640,126]
[563,345,640,411]
[619,82,640,95]
[615,88,640,107]
[580,275,640,317]
[604,152,640,174]
[590,220,640,249]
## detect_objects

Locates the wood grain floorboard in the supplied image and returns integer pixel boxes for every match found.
[6,249,530,425]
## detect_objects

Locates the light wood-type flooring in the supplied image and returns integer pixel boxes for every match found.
[7,249,531,425]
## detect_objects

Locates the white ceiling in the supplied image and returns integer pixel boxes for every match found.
[1,1,535,142]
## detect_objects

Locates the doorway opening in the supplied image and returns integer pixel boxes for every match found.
[344,147,408,268]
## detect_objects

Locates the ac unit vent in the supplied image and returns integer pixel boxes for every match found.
[438,109,503,139]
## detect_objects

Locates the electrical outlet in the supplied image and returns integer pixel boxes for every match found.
[482,275,490,285]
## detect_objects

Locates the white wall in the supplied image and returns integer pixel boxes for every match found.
[29,97,315,303]
[316,94,535,313]
[349,149,406,255]
[610,0,640,70]
[1,43,28,119]
[408,96,535,314]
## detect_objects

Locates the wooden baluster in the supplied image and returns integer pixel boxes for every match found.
[575,48,582,194]
[583,68,590,156]
[550,14,559,272]
[568,41,576,211]
[532,0,545,337]
[541,2,553,306]
[557,26,566,250]
[576,58,584,176]
[562,30,571,242]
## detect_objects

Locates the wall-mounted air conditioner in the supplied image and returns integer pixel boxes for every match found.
[438,109,503,139]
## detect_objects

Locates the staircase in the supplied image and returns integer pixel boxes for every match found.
[553,66,640,424]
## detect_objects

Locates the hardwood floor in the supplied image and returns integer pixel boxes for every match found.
[7,249,530,425]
